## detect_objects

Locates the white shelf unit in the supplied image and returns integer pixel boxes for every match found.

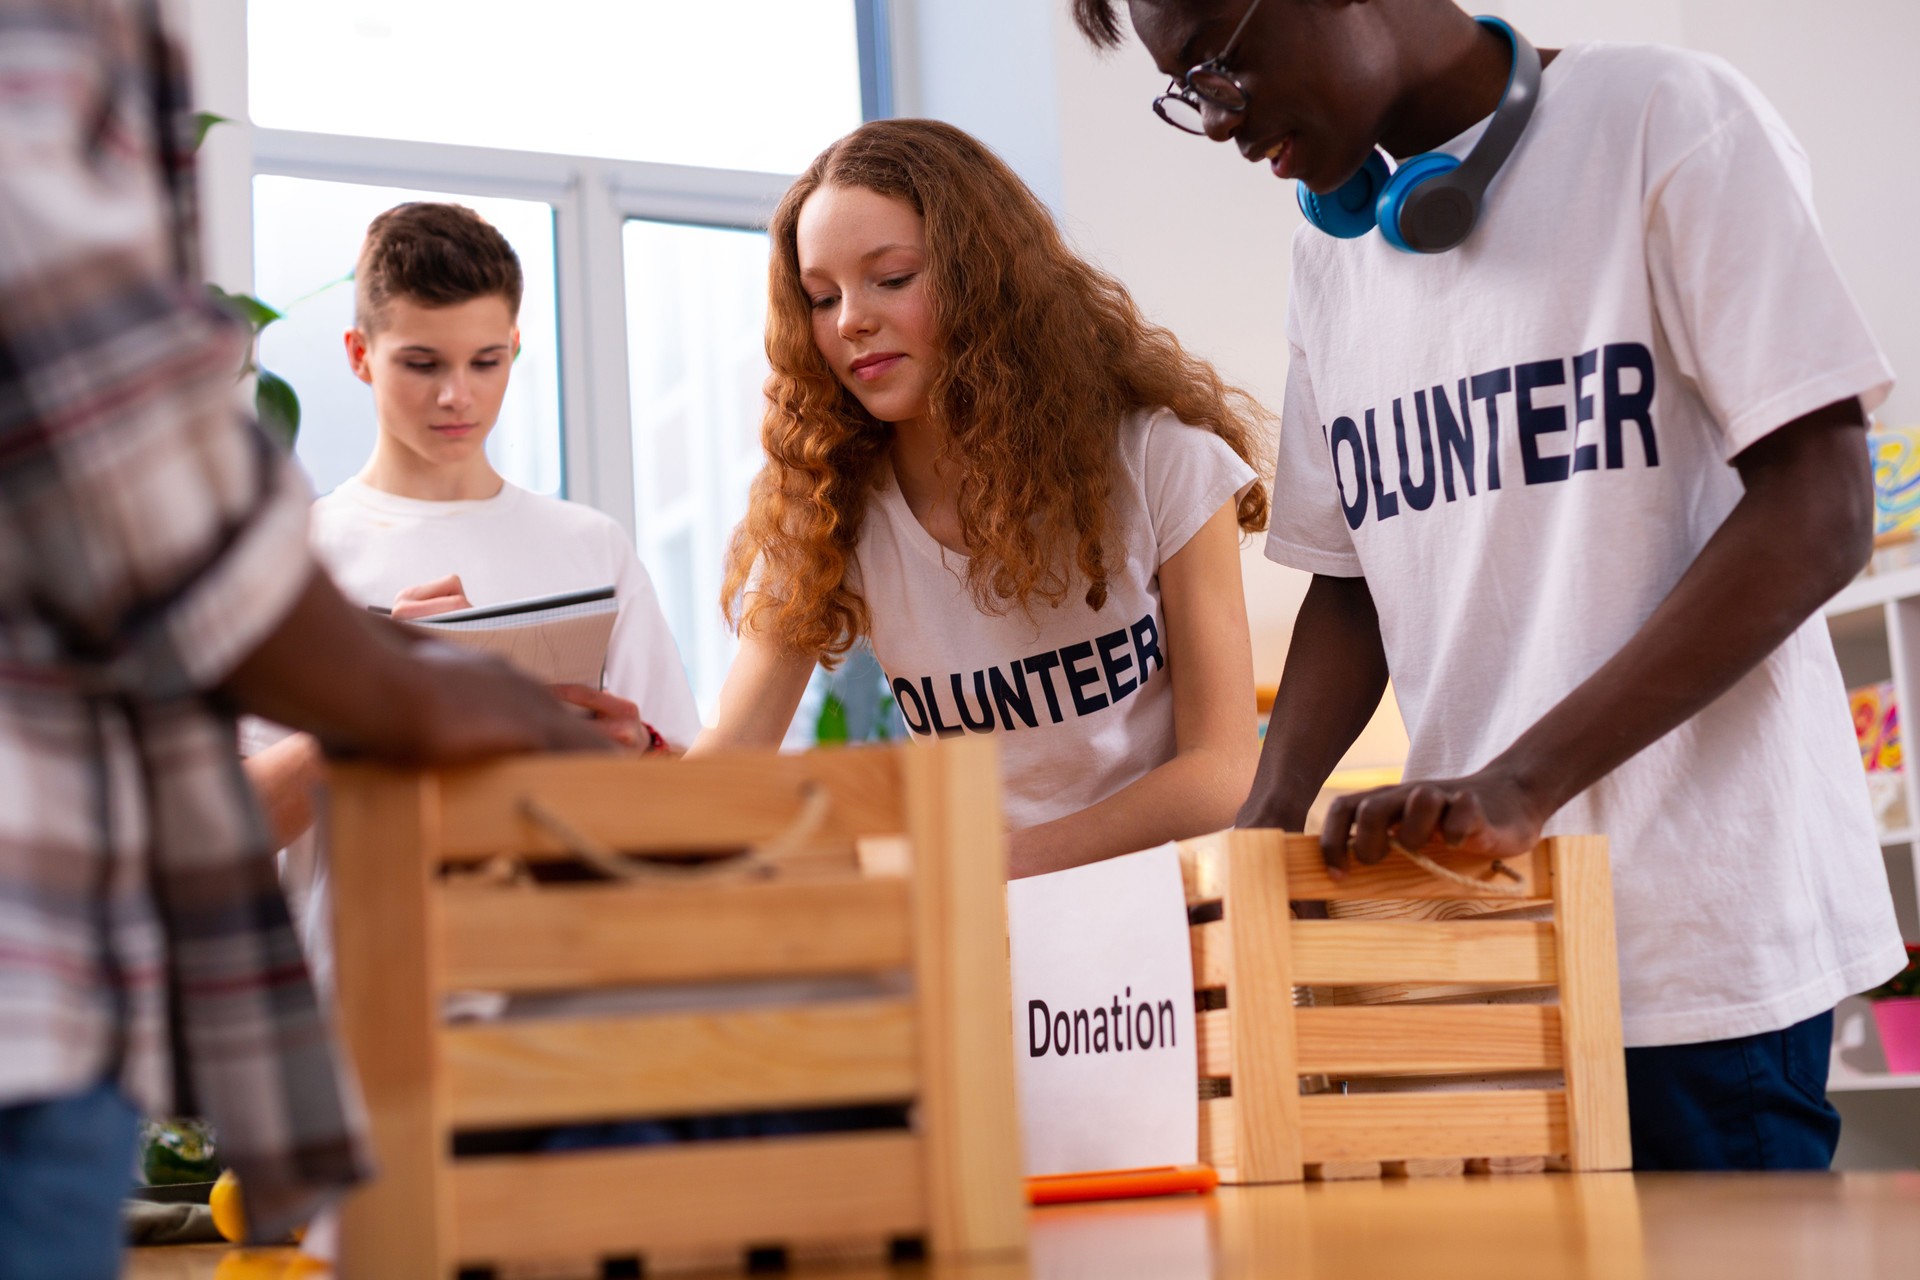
[1828,1071,1920,1094]
[1822,566,1920,1170]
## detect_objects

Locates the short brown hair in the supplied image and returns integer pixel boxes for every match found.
[354,202,523,332]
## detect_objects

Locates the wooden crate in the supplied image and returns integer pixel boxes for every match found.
[327,739,1025,1278]
[1181,830,1630,1184]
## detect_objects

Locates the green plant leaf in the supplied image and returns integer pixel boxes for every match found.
[286,270,355,309]
[192,111,231,151]
[814,690,849,744]
[207,284,284,334]
[256,369,301,449]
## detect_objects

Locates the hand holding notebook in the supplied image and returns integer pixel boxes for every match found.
[378,581,619,689]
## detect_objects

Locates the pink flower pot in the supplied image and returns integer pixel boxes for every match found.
[1872,997,1920,1074]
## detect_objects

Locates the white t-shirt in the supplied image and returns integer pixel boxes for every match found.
[249,476,699,990]
[309,477,700,745]
[854,409,1255,831]
[1266,42,1905,1048]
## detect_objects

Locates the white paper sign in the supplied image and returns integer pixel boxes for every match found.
[1006,843,1198,1177]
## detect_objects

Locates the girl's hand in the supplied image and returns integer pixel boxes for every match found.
[392,573,473,620]
[1319,768,1549,877]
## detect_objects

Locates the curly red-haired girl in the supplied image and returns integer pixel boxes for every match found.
[700,118,1271,877]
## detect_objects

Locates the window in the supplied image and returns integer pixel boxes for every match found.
[243,2,887,723]
[249,1,863,175]
[624,220,770,711]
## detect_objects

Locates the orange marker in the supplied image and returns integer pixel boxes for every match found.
[1026,1164,1219,1205]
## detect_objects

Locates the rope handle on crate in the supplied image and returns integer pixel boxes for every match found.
[1384,839,1531,898]
[516,781,833,882]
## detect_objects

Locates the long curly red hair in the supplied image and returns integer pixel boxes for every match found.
[723,118,1271,661]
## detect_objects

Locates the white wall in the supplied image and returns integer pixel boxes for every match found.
[903,0,1920,770]
[1669,0,1920,428]
[890,0,1067,211]
[1488,0,1920,429]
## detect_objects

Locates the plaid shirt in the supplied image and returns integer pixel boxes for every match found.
[0,0,365,1238]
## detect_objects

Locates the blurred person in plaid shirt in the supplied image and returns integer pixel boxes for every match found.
[0,3,607,1273]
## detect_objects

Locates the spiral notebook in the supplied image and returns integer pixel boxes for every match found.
[400,586,617,687]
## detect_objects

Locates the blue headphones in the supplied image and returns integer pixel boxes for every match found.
[1296,16,1541,254]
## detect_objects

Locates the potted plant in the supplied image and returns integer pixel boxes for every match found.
[1866,944,1920,1073]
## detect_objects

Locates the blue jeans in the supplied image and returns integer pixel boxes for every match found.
[0,1082,141,1280]
[1625,1010,1841,1171]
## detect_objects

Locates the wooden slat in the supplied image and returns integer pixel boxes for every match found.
[1466,1155,1548,1175]
[1199,1006,1562,1079]
[443,999,917,1127]
[1178,829,1541,900]
[1198,1007,1232,1078]
[1306,1161,1385,1181]
[1326,897,1550,922]
[1222,838,1306,1183]
[1198,1095,1237,1178]
[1298,1090,1568,1164]
[788,1239,893,1269]
[1290,921,1556,985]
[439,877,912,991]
[1297,1006,1562,1075]
[1178,832,1229,905]
[1208,1095,1543,1182]
[1383,1159,1466,1178]
[902,739,1027,1260]
[1192,920,1229,990]
[330,766,453,1277]
[430,748,908,859]
[643,1246,748,1275]
[451,1133,926,1263]
[497,1259,604,1280]
[1307,980,1555,1006]
[1545,837,1632,1172]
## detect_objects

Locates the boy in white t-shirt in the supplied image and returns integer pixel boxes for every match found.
[1078,0,1906,1169]
[246,203,699,976]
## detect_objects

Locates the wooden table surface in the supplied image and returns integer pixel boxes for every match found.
[125,1172,1920,1280]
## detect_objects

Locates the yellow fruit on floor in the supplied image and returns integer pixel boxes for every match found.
[212,1249,329,1279]
[209,1168,246,1243]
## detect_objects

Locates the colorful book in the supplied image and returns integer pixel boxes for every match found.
[1870,425,1920,542]
[1851,681,1902,774]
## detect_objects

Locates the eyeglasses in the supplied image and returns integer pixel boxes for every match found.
[1153,0,1266,135]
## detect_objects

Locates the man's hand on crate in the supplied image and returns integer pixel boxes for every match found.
[1319,767,1546,877]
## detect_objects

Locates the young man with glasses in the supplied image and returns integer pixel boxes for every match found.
[1072,0,1905,1171]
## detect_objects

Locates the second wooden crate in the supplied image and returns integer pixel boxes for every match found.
[1180,830,1631,1183]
